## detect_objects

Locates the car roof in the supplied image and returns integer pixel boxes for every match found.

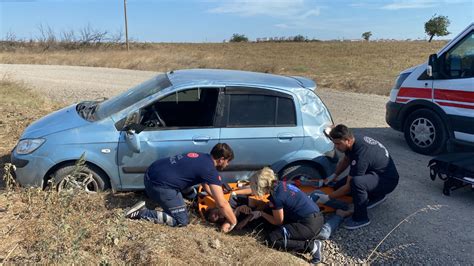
[167,69,311,91]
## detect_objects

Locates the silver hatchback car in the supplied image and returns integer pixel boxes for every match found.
[11,69,337,191]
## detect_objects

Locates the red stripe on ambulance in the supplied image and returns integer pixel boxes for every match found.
[434,89,474,104]
[436,101,474,110]
[398,87,431,99]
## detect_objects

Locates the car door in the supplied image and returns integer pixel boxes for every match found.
[218,87,304,180]
[117,87,222,189]
[433,30,474,143]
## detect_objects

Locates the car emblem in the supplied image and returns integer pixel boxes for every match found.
[101,149,111,154]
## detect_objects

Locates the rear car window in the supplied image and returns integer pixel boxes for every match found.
[227,94,296,127]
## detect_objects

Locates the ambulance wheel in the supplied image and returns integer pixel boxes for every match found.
[279,163,322,181]
[404,109,447,155]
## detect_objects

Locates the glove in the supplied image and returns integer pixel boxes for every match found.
[324,174,337,185]
[249,211,262,221]
[317,194,330,204]
[310,191,330,204]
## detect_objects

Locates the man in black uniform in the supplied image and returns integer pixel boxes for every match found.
[319,124,399,230]
[125,143,238,232]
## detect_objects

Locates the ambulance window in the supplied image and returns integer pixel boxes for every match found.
[442,31,474,79]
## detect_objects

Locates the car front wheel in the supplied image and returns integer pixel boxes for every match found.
[51,164,109,193]
[279,163,323,181]
[404,109,447,155]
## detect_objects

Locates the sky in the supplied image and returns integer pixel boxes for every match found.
[0,0,473,42]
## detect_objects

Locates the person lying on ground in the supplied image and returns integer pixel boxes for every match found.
[125,143,238,232]
[248,167,324,264]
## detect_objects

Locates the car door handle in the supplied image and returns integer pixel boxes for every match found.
[278,133,295,140]
[193,136,211,143]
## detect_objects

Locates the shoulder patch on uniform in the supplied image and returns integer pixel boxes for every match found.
[187,152,199,158]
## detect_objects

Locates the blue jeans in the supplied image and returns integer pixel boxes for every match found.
[141,177,189,226]
[317,214,344,240]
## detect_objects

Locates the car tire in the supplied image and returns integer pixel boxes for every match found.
[279,163,323,181]
[403,109,447,155]
[52,164,109,193]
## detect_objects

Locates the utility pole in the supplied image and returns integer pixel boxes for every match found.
[124,0,129,51]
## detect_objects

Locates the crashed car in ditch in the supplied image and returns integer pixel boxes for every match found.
[11,69,337,192]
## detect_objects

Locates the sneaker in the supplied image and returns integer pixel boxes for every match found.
[343,217,371,230]
[125,200,146,219]
[367,195,387,209]
[309,239,322,264]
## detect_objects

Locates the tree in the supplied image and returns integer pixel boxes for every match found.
[362,31,372,41]
[425,14,450,42]
[229,33,248,42]
[293,34,307,42]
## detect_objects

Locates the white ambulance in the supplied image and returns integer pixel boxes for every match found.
[386,23,474,155]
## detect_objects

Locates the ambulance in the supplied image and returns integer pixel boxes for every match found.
[386,23,474,155]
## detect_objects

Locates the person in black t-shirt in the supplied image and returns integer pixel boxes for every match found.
[318,124,399,230]
[249,167,324,264]
[125,143,238,232]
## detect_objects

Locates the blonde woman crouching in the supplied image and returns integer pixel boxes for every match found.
[249,167,324,264]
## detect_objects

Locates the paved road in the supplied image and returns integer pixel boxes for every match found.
[1,64,473,264]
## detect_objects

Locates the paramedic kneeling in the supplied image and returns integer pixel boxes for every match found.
[250,167,324,264]
[126,143,237,232]
[324,124,399,230]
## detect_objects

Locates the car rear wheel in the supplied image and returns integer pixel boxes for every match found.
[52,164,109,193]
[279,163,323,181]
[404,109,447,155]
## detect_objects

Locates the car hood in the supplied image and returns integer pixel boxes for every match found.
[21,104,90,139]
[400,64,422,75]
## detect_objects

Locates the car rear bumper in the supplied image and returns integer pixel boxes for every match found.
[386,101,403,131]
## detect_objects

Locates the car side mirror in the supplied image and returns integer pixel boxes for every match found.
[121,111,145,133]
[427,54,439,78]
[125,129,141,153]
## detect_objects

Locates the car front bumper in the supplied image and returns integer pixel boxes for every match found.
[386,101,404,131]
[10,150,55,188]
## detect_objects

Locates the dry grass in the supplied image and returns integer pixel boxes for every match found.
[0,41,446,95]
[0,80,307,264]
[0,78,61,184]
[0,189,308,264]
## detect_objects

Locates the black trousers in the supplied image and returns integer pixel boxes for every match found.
[266,212,324,253]
[351,173,398,221]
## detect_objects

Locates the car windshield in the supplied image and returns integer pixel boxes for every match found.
[95,73,172,120]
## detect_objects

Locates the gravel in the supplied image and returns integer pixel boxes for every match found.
[1,63,473,264]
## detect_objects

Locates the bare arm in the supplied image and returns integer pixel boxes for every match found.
[261,209,284,225]
[329,176,352,199]
[334,155,350,178]
[209,184,237,231]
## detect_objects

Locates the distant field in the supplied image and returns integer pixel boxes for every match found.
[0,41,446,95]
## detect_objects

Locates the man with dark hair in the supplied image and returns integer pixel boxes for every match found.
[125,143,237,232]
[318,124,399,230]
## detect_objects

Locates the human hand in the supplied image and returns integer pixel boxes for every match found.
[249,211,262,221]
[221,222,231,233]
[235,205,252,215]
[316,194,330,204]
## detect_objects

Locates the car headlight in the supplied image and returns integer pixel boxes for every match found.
[393,72,411,91]
[16,139,46,155]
